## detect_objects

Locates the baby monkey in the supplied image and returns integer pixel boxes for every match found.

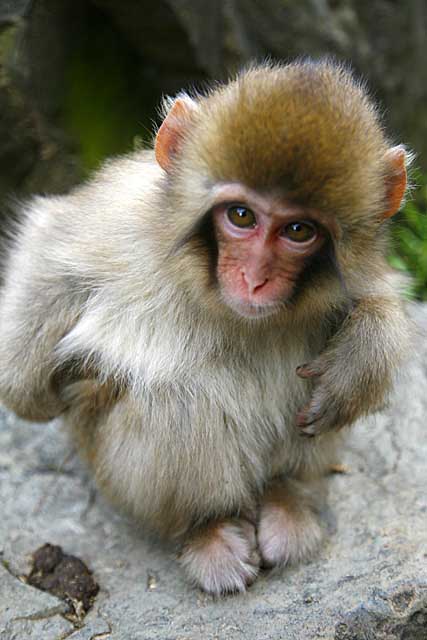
[0,60,410,594]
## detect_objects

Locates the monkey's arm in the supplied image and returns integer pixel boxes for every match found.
[0,211,85,421]
[0,273,83,421]
[296,290,410,436]
[0,155,160,422]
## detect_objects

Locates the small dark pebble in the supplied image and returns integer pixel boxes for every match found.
[27,543,99,614]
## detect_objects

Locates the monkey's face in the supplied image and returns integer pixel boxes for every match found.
[211,184,334,319]
[156,63,408,322]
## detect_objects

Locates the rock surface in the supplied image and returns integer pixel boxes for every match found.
[0,305,426,639]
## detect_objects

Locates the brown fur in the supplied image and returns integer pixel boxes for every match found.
[0,60,411,594]
[184,63,389,216]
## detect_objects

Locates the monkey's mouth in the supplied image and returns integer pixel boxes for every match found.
[219,278,294,319]
[222,295,286,320]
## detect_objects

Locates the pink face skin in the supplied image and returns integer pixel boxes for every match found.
[212,184,337,319]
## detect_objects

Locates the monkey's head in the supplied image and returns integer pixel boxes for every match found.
[154,61,408,320]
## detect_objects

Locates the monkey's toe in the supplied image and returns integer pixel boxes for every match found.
[179,518,260,595]
[258,501,323,569]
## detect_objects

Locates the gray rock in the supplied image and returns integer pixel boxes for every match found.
[0,564,72,640]
[0,305,426,639]
[0,0,31,24]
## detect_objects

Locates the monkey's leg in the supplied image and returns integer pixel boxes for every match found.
[179,517,260,595]
[257,478,324,569]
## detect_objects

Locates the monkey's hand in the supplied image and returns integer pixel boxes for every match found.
[295,356,372,437]
[295,296,409,437]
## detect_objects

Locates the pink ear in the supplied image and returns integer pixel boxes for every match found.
[383,146,407,219]
[155,97,197,172]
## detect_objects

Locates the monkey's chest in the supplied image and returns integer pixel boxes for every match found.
[142,344,310,463]
[78,348,316,521]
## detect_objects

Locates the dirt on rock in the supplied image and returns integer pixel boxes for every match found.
[27,543,99,620]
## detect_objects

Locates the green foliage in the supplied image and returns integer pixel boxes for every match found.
[61,7,156,174]
[389,173,427,300]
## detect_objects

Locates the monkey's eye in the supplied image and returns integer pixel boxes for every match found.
[281,221,316,243]
[227,206,257,228]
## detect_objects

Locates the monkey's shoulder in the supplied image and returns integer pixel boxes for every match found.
[5,151,165,280]
[16,149,161,231]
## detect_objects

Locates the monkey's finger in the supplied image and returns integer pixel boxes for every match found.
[296,407,309,427]
[296,400,332,436]
[299,397,352,436]
[295,407,320,436]
[298,428,316,439]
[296,363,323,379]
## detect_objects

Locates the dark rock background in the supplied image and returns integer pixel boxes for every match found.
[1,0,427,213]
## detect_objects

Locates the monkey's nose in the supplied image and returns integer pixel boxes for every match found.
[241,270,269,294]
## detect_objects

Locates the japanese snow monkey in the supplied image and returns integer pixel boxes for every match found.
[0,60,410,594]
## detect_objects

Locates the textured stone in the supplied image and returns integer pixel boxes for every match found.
[0,564,72,640]
[0,304,426,639]
[0,0,31,23]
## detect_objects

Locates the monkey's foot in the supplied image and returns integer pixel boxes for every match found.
[258,482,323,568]
[180,518,260,595]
